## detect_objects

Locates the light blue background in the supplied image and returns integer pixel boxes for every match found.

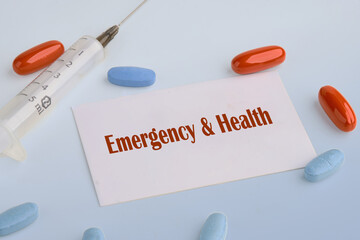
[0,0,359,239]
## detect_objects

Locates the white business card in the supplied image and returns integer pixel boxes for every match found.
[73,71,316,206]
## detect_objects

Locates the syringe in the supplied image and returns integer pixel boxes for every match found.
[0,0,147,161]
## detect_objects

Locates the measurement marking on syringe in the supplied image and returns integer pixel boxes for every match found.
[69,48,76,51]
[78,51,84,56]
[57,59,65,62]
[33,82,40,84]
[19,93,28,97]
[45,70,53,73]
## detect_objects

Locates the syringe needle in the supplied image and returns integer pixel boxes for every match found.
[97,0,147,47]
[118,0,147,27]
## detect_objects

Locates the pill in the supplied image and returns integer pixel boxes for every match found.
[107,66,156,87]
[200,213,227,240]
[304,149,344,182]
[0,202,38,236]
[318,85,356,132]
[231,45,286,74]
[83,228,105,240]
[13,40,64,75]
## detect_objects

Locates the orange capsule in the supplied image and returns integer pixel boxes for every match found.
[13,40,64,75]
[231,45,286,74]
[318,85,356,132]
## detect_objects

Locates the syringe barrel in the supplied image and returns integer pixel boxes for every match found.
[0,36,104,160]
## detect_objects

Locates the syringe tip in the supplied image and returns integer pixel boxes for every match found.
[96,25,119,48]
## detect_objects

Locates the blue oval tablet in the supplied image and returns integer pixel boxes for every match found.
[200,213,227,240]
[83,227,105,240]
[305,149,344,182]
[0,202,38,236]
[108,66,156,87]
